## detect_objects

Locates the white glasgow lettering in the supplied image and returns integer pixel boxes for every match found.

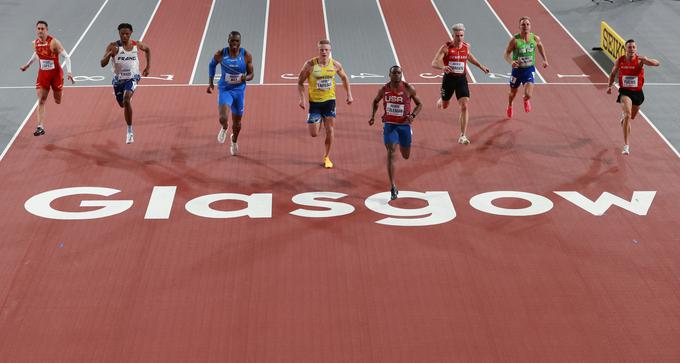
[23,187,656,227]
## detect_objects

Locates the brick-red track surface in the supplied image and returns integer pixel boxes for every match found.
[1,84,679,362]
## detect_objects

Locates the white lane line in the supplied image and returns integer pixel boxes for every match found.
[189,0,216,84]
[322,0,330,41]
[67,0,110,58]
[1,0,110,163]
[537,0,679,158]
[139,0,162,41]
[259,0,270,84]
[375,0,403,79]
[481,0,546,83]
[429,0,477,83]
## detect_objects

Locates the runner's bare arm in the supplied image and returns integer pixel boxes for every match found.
[639,56,660,67]
[52,38,74,83]
[100,43,117,67]
[504,38,517,67]
[138,41,151,76]
[244,51,255,82]
[606,59,620,94]
[534,34,548,68]
[406,83,422,124]
[297,60,313,109]
[20,52,37,72]
[207,50,223,93]
[431,45,452,73]
[334,60,353,104]
[468,52,490,74]
[369,88,385,125]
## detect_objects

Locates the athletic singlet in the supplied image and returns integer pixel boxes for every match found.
[308,57,336,102]
[112,40,140,81]
[444,41,469,76]
[34,35,60,72]
[617,55,645,91]
[512,33,536,68]
[218,47,247,91]
[382,82,412,124]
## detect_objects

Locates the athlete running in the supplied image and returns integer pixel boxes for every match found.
[20,20,74,136]
[432,23,489,144]
[503,16,548,118]
[297,39,353,169]
[607,39,660,155]
[370,66,422,200]
[207,31,254,156]
[100,23,150,144]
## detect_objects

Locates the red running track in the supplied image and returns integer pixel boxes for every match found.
[0,82,679,361]
[263,0,327,84]
[140,0,214,84]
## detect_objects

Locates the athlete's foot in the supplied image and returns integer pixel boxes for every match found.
[622,144,630,155]
[217,127,227,143]
[33,126,45,136]
[126,131,134,144]
[506,106,513,118]
[323,156,334,169]
[436,98,443,109]
[230,134,238,156]
[524,99,532,113]
[390,185,398,200]
[458,134,470,145]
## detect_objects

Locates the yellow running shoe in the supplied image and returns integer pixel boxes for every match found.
[323,156,334,168]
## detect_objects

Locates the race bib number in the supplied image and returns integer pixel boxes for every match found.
[450,61,465,74]
[40,59,55,71]
[118,70,132,79]
[622,76,638,88]
[316,78,333,91]
[518,56,533,67]
[228,73,242,84]
[386,103,405,117]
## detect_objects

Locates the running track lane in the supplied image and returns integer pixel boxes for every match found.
[486,0,608,83]
[140,0,214,84]
[263,0,327,84]
[1,85,680,361]
[379,0,470,84]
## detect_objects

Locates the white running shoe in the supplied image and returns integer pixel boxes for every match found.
[126,131,134,144]
[230,134,238,156]
[458,135,470,145]
[622,145,629,155]
[217,127,227,143]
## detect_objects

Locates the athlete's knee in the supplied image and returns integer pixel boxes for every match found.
[459,100,469,111]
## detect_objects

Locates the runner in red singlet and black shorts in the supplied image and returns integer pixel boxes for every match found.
[369,66,422,200]
[20,20,74,136]
[607,39,660,155]
[431,23,489,145]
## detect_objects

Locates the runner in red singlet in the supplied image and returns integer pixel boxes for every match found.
[431,23,489,145]
[607,39,660,155]
[20,20,74,136]
[369,66,422,200]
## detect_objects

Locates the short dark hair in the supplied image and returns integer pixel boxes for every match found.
[229,31,241,39]
[36,20,48,28]
[625,39,635,45]
[318,39,331,46]
[389,65,401,72]
[118,23,133,31]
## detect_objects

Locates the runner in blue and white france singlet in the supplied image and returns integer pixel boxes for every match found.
[112,40,141,104]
